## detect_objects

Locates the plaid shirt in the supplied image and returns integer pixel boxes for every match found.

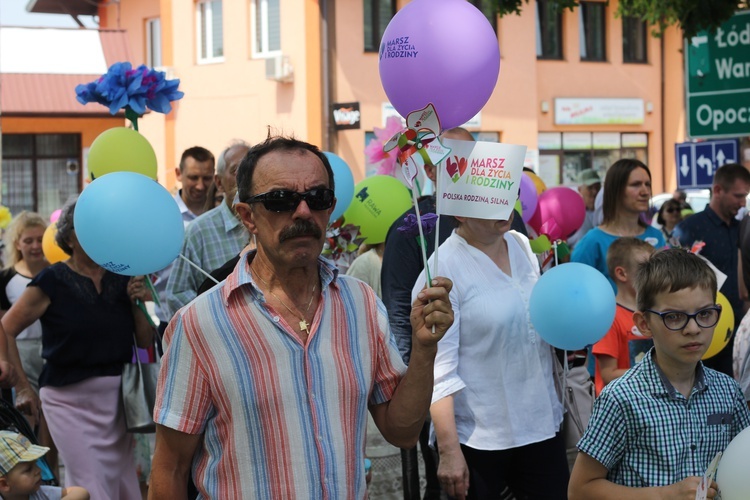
[165,202,248,317]
[578,349,750,487]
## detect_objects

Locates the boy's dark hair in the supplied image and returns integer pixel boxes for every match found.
[635,248,717,312]
[606,237,655,280]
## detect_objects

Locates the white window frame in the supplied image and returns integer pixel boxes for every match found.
[251,0,281,58]
[196,0,224,64]
[146,17,162,68]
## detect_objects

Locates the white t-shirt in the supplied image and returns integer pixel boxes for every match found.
[0,269,42,340]
[412,230,564,450]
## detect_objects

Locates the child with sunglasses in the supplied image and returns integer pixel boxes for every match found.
[569,249,750,499]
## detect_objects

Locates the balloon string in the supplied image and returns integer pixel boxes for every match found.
[136,299,157,328]
[553,240,559,267]
[145,275,161,308]
[179,253,220,284]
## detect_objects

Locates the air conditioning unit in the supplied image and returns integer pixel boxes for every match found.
[265,54,294,83]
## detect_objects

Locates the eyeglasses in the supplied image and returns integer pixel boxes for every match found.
[245,188,335,213]
[645,305,722,331]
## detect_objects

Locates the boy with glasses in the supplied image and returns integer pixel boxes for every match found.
[569,248,750,499]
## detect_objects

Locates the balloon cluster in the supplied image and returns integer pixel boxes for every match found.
[71,128,183,276]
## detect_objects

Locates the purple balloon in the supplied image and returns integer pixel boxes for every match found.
[378,0,500,130]
[519,174,539,223]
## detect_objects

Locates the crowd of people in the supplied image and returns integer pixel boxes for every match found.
[0,132,747,500]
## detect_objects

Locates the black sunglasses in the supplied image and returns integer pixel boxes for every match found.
[245,188,335,213]
[664,207,680,214]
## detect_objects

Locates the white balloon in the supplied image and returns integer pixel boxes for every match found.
[717,426,750,500]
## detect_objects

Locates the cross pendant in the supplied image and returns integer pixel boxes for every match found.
[299,320,309,333]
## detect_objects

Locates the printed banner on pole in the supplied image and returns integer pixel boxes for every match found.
[437,139,527,220]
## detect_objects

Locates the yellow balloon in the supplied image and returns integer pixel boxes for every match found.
[524,171,547,195]
[42,224,68,264]
[703,292,735,360]
[87,127,157,180]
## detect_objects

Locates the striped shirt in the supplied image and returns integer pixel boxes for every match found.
[578,348,750,487]
[165,201,248,318]
[155,253,407,499]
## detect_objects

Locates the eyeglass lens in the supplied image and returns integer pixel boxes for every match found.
[660,308,719,330]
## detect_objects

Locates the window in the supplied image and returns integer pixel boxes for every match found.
[623,16,647,63]
[1,134,81,219]
[364,0,395,52]
[252,0,280,56]
[146,18,162,68]
[197,0,223,63]
[468,0,497,33]
[579,2,605,61]
[536,0,563,59]
[538,132,648,186]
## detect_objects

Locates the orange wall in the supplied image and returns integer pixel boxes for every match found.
[2,116,124,146]
[97,0,687,192]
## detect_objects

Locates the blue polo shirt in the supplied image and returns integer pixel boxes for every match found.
[577,349,750,487]
[674,207,742,325]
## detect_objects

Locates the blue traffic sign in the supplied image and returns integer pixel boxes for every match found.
[675,139,739,190]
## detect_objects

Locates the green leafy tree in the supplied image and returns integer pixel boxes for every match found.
[489,0,743,38]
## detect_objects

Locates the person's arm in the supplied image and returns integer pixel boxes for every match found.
[165,234,201,319]
[61,486,90,499]
[430,395,469,500]
[370,276,453,448]
[127,276,157,348]
[1,286,50,423]
[598,355,628,387]
[569,452,715,499]
[739,250,749,305]
[149,424,202,499]
[381,227,422,364]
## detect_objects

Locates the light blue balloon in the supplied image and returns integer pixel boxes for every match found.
[529,263,616,350]
[74,172,185,276]
[324,152,354,222]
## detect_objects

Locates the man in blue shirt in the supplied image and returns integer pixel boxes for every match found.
[675,163,750,376]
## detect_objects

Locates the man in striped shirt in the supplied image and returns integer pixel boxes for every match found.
[150,136,454,499]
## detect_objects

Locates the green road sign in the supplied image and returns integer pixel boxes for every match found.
[686,11,750,138]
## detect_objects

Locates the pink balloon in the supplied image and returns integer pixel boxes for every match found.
[50,209,62,224]
[528,187,586,240]
[378,0,500,130]
[519,174,539,223]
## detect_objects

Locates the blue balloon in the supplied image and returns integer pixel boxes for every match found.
[324,152,355,222]
[74,172,185,276]
[529,263,616,350]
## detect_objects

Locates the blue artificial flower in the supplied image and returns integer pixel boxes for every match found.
[75,62,184,116]
[397,212,438,238]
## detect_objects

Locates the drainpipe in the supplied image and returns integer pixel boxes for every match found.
[660,31,667,192]
[321,0,337,152]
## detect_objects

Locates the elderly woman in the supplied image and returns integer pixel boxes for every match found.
[571,159,665,291]
[2,198,153,499]
[412,213,567,499]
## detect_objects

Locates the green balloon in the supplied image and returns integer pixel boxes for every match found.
[88,127,158,180]
[343,176,412,244]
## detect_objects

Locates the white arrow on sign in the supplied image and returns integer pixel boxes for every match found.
[680,154,691,177]
[716,149,726,166]
[692,35,708,48]
[697,155,714,176]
